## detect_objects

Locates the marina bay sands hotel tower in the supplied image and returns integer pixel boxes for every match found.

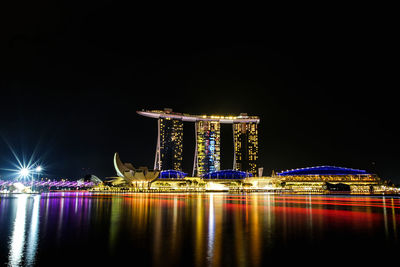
[137,109,260,176]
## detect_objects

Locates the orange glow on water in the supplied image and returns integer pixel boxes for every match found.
[4,193,397,266]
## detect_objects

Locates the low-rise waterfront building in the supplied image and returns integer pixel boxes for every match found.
[274,166,385,194]
[92,151,398,194]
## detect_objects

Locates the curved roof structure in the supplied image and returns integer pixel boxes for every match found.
[277,166,369,176]
[137,109,260,124]
[159,170,188,179]
[113,153,160,182]
[202,170,253,179]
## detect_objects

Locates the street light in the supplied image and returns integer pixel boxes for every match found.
[33,165,43,192]
[19,168,30,178]
[35,166,42,174]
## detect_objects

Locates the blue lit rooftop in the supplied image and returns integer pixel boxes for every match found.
[202,170,253,179]
[159,170,188,179]
[277,166,369,176]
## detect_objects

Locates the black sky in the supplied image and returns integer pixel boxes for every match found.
[0,3,398,182]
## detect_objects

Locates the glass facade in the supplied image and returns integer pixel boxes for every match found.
[158,118,183,171]
[233,122,258,176]
[195,121,221,176]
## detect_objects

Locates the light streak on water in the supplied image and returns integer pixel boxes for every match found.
[26,195,40,266]
[1,193,400,266]
[207,194,215,264]
[8,195,28,267]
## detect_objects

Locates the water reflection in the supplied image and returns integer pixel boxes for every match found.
[1,193,400,266]
[8,195,28,266]
[207,194,215,264]
[109,196,122,253]
[7,194,40,267]
[25,195,40,266]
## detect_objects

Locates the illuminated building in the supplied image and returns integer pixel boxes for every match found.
[137,109,260,176]
[102,155,395,193]
[137,109,260,125]
[233,120,258,176]
[275,166,383,193]
[202,170,252,179]
[276,165,377,180]
[158,170,188,179]
[193,121,221,177]
[155,117,183,171]
[110,152,160,188]
[150,170,253,191]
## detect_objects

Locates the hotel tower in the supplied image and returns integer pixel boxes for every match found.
[137,109,260,176]
[154,113,184,171]
[233,121,258,176]
[193,120,221,176]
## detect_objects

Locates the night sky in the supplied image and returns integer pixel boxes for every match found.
[1,3,398,183]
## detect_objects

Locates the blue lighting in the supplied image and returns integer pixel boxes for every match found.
[277,166,369,176]
[202,170,253,179]
[159,170,188,179]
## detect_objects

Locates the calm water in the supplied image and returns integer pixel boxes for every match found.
[0,192,399,266]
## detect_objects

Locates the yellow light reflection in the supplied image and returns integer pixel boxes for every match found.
[109,196,123,253]
[195,194,204,267]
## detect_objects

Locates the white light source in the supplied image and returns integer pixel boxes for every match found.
[35,166,42,172]
[19,168,30,178]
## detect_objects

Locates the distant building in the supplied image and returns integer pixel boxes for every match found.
[194,120,221,176]
[233,121,258,176]
[156,117,183,171]
[137,109,260,176]
[202,170,253,180]
[110,153,160,188]
[275,166,382,193]
[103,155,394,193]
[276,165,374,178]
[158,170,188,179]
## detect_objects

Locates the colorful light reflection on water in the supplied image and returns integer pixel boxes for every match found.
[0,193,399,266]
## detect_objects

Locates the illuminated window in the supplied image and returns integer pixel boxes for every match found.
[233,122,258,176]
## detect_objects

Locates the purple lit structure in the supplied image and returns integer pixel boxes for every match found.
[0,180,94,188]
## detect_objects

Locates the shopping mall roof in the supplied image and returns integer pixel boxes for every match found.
[277,166,369,176]
[159,170,188,179]
[202,170,253,179]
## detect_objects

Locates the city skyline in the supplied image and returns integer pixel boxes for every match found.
[0,3,398,183]
[1,4,399,267]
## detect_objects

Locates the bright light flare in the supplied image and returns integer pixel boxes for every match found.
[0,136,47,180]
[206,182,228,191]
[19,168,30,178]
